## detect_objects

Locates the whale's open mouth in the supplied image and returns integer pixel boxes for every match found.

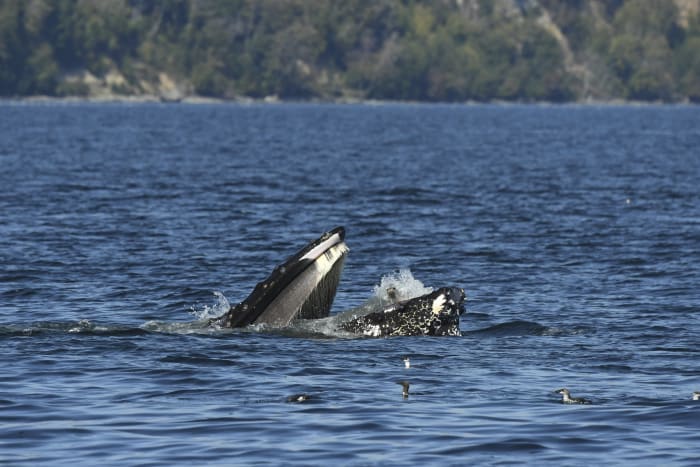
[213,227,348,328]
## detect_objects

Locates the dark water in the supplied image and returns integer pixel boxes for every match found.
[2,102,699,465]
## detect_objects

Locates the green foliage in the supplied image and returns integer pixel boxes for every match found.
[191,59,228,97]
[55,80,90,97]
[0,0,697,102]
[675,13,700,102]
[0,1,25,95]
[27,43,59,94]
[606,0,679,100]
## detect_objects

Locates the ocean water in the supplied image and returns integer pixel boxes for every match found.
[1,102,699,466]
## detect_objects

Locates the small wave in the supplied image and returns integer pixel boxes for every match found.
[0,320,148,338]
[429,438,547,455]
[469,320,549,336]
[259,316,356,339]
[159,354,239,366]
[594,364,634,373]
[468,320,595,337]
[0,287,39,298]
[140,319,216,335]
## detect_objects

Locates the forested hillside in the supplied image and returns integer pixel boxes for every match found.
[1,0,699,102]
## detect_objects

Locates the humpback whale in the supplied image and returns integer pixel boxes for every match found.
[211,227,466,336]
[211,227,348,328]
[340,287,465,337]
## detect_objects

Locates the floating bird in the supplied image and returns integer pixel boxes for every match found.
[286,394,312,403]
[398,381,410,399]
[693,391,700,401]
[403,356,411,369]
[554,388,591,404]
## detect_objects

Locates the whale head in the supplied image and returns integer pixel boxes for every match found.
[213,227,348,328]
[341,287,466,337]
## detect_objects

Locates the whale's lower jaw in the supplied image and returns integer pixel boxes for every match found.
[340,287,465,337]
[254,243,347,326]
[212,227,348,328]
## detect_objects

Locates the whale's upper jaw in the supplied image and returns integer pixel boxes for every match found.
[213,227,348,328]
[341,287,466,337]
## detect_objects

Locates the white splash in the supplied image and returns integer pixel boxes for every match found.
[372,269,432,305]
[329,269,433,325]
[68,319,94,333]
[189,291,231,320]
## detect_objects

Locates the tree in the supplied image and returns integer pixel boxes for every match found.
[608,0,678,100]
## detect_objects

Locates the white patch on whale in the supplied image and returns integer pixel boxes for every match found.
[431,294,446,314]
[363,324,382,337]
[300,231,344,262]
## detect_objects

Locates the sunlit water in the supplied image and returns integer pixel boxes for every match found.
[2,102,699,465]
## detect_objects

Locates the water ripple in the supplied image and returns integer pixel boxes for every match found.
[1,103,700,465]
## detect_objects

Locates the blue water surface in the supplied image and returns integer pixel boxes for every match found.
[1,102,700,465]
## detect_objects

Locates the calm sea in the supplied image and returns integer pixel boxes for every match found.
[1,102,699,466]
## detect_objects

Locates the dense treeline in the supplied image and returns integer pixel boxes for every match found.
[1,0,699,102]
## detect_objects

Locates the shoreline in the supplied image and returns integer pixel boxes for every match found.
[1,94,697,107]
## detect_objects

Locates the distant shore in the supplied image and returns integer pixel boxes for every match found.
[2,95,696,106]
[3,1,699,107]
